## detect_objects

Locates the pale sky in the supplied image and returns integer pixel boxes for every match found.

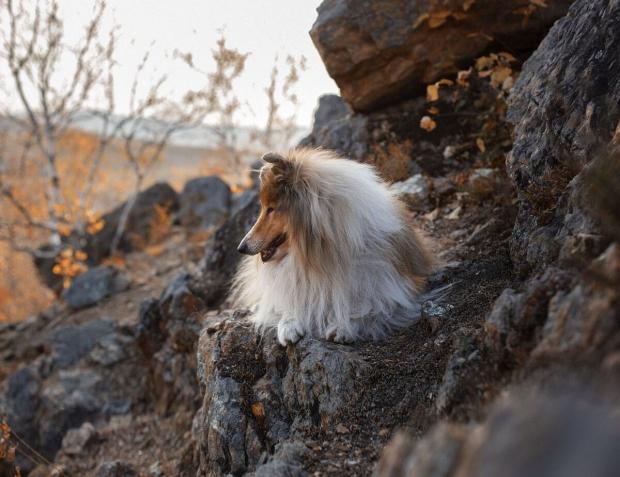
[5,0,340,128]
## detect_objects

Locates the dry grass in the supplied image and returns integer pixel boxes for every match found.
[367,141,414,183]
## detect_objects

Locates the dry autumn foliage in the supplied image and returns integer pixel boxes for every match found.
[420,51,518,135]
[368,141,414,182]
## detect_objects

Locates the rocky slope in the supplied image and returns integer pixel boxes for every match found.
[1,0,620,476]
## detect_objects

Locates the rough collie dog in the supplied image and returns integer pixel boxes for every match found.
[232,148,434,345]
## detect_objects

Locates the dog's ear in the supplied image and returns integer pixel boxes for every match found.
[262,152,294,186]
[262,152,285,165]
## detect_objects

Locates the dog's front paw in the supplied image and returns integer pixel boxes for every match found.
[277,320,304,346]
[326,326,355,344]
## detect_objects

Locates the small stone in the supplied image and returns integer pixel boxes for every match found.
[61,422,97,455]
[445,205,462,220]
[467,168,499,199]
[391,174,430,210]
[95,461,137,477]
[62,266,129,310]
[336,423,349,434]
[148,461,165,477]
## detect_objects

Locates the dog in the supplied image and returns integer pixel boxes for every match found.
[232,148,434,345]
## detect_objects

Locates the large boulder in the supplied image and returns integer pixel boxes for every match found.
[191,191,260,307]
[135,273,207,414]
[34,182,179,294]
[87,182,179,261]
[507,0,620,273]
[299,94,368,160]
[179,176,232,231]
[376,392,620,477]
[192,313,369,476]
[311,0,573,111]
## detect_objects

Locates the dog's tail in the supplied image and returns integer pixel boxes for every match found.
[421,281,458,303]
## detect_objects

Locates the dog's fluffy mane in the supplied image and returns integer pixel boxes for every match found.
[232,148,433,341]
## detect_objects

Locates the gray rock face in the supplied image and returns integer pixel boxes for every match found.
[311,0,573,111]
[95,461,138,477]
[299,94,368,160]
[60,422,98,456]
[507,0,620,273]
[250,442,309,477]
[62,266,129,310]
[51,319,116,368]
[0,316,144,470]
[179,176,232,230]
[135,273,207,413]
[192,191,260,307]
[376,393,620,477]
[193,313,368,476]
[391,174,430,210]
[38,369,106,457]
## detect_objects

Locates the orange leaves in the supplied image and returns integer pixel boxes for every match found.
[514,0,548,27]
[463,0,476,11]
[52,247,89,289]
[475,52,518,92]
[85,210,105,235]
[420,116,437,132]
[476,138,486,153]
[0,418,16,465]
[414,9,468,30]
[426,79,454,102]
[251,402,265,419]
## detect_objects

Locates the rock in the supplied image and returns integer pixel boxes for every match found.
[87,182,179,261]
[135,275,206,413]
[192,191,260,307]
[430,177,456,203]
[531,244,620,361]
[193,313,368,475]
[135,298,166,359]
[250,441,310,477]
[311,0,573,111]
[51,319,116,368]
[299,94,368,159]
[391,174,430,210]
[467,168,499,200]
[507,0,620,273]
[88,332,131,367]
[38,369,106,457]
[377,392,620,477]
[299,94,367,160]
[95,461,138,477]
[421,300,454,333]
[3,367,42,472]
[60,422,98,455]
[435,328,481,414]
[179,176,231,230]
[62,266,130,310]
[312,95,351,134]
[375,424,465,477]
[36,182,179,293]
[300,94,351,143]
[147,461,165,477]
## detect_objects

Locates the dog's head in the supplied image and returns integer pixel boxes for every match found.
[237,152,296,263]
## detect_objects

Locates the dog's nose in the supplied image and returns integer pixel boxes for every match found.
[237,240,250,255]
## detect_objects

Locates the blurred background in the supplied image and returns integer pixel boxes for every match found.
[0,0,337,322]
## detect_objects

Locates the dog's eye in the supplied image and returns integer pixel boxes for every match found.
[266,207,274,215]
